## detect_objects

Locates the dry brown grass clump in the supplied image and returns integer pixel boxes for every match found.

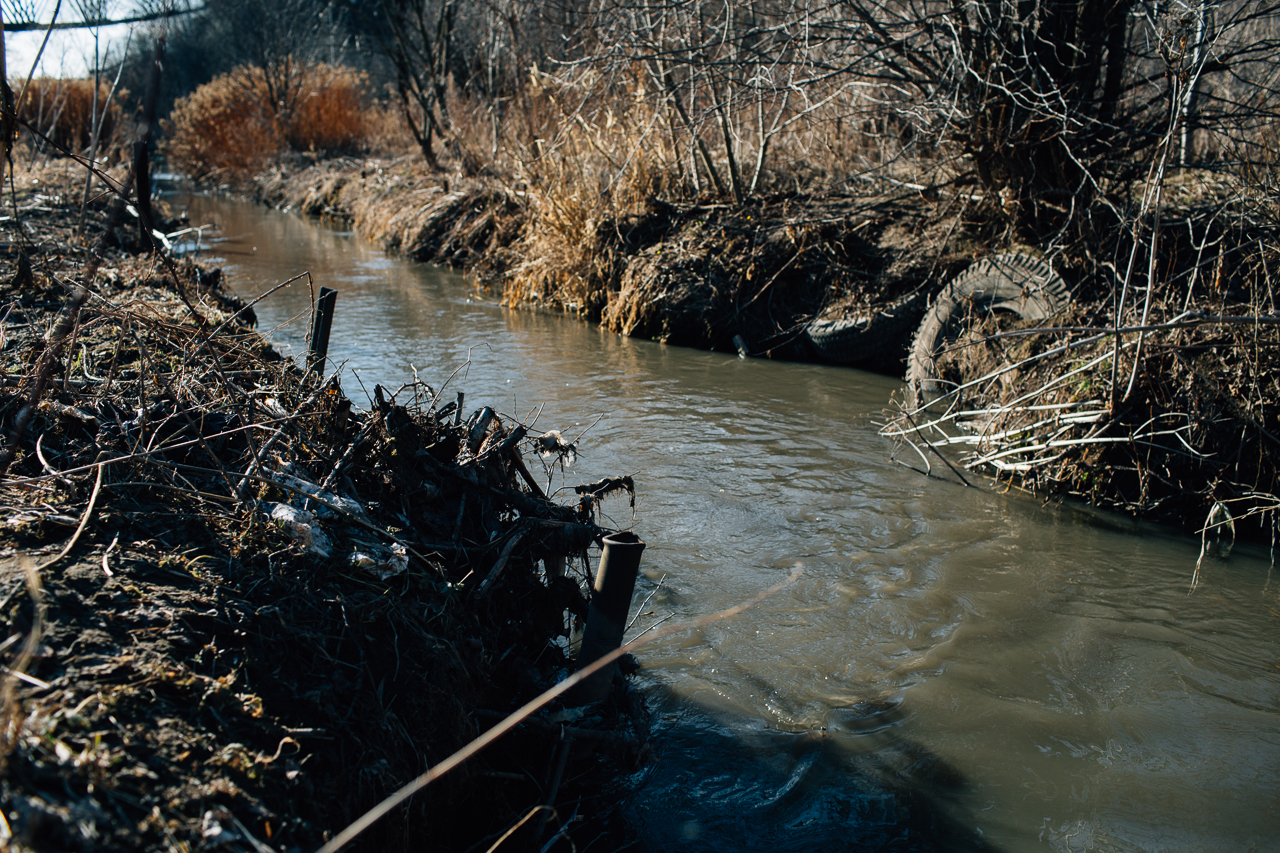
[165,63,371,179]
[478,67,971,350]
[501,76,688,317]
[359,99,421,155]
[287,68,368,152]
[14,78,123,155]
[255,158,527,276]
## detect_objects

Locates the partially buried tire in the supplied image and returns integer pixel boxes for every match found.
[906,252,1070,409]
[805,290,929,365]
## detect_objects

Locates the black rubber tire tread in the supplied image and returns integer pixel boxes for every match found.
[906,253,1070,408]
[806,290,928,364]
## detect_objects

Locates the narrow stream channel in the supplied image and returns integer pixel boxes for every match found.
[173,192,1280,852]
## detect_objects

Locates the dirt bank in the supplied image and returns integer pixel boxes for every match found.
[1,161,643,852]
[253,156,983,365]
[251,156,1280,541]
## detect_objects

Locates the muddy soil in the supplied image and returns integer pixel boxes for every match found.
[0,161,643,852]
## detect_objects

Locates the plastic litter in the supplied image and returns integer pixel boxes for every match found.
[266,503,332,558]
[348,543,409,580]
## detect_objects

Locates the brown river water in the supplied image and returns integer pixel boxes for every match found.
[173,192,1280,852]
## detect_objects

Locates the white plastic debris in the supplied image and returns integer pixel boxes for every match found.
[535,430,577,466]
[266,503,332,558]
[259,396,289,418]
[349,542,408,580]
[546,705,587,724]
[271,466,370,524]
[201,810,241,845]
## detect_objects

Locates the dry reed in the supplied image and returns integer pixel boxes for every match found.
[14,78,124,157]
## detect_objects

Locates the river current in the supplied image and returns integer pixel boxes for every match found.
[173,193,1280,852]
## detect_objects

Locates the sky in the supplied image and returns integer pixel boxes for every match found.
[5,2,144,79]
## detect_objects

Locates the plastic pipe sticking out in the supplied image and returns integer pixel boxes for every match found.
[566,532,646,706]
[308,287,337,375]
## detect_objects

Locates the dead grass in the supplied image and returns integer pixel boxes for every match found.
[164,63,373,180]
[14,78,125,158]
[500,75,674,317]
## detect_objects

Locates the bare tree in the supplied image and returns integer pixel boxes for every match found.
[357,0,460,170]
[2,0,202,31]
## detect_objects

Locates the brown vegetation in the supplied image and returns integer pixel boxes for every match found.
[14,79,123,157]
[164,64,372,179]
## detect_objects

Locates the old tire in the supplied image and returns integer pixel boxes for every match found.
[906,253,1070,408]
[806,290,928,365]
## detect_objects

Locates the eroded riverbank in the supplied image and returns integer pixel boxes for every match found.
[252,155,972,363]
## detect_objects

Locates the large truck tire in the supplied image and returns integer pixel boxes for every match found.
[906,253,1070,408]
[806,290,928,365]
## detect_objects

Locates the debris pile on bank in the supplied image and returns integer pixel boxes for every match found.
[885,183,1280,539]
[0,164,641,851]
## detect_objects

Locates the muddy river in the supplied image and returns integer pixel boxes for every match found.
[173,192,1280,852]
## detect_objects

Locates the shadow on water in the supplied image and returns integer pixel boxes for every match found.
[596,683,999,853]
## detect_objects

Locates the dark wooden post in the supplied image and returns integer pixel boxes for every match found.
[308,287,337,375]
[135,35,165,248]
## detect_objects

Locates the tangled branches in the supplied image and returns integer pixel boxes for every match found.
[885,188,1280,538]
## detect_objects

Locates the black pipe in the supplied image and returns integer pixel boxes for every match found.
[566,531,645,706]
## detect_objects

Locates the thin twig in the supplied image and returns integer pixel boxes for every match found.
[625,574,666,632]
[101,532,119,577]
[34,462,104,572]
